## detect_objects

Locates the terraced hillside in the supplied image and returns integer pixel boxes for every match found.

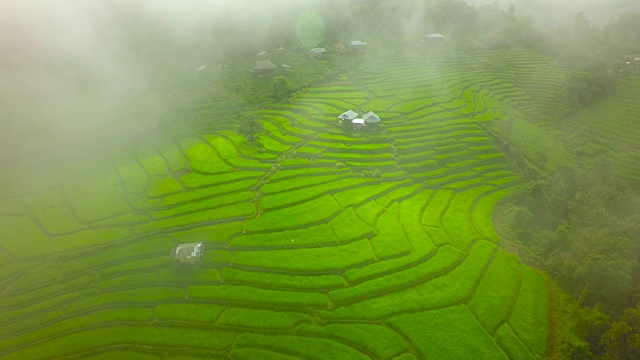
[0,49,555,359]
[564,79,640,182]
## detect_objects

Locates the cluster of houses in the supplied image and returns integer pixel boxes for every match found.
[339,110,381,130]
[246,34,445,74]
[247,40,369,74]
[310,41,368,59]
[197,35,445,73]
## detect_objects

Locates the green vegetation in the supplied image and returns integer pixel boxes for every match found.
[10,0,640,357]
[387,306,509,360]
[0,42,555,357]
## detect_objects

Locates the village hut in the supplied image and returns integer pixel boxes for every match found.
[363,111,381,125]
[251,60,278,74]
[309,48,327,59]
[172,242,205,267]
[338,110,358,123]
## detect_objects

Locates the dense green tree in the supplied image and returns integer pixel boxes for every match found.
[272,76,291,103]
[600,307,640,360]
[238,115,263,143]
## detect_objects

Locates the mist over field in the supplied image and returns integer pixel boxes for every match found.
[0,0,315,165]
[2,0,635,167]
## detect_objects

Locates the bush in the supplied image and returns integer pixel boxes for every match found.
[272,76,291,102]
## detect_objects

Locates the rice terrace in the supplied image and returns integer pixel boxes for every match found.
[3,1,640,359]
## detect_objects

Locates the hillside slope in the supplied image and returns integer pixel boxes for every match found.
[0,48,559,359]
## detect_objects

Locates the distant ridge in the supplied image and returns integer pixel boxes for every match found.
[464,0,640,25]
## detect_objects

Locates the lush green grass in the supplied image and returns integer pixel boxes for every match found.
[217,307,310,329]
[232,239,375,272]
[62,237,175,275]
[230,348,299,360]
[509,267,550,356]
[369,203,412,259]
[441,186,494,249]
[172,222,243,245]
[180,138,236,174]
[245,195,341,232]
[179,171,263,190]
[332,181,412,207]
[297,323,408,359]
[1,326,235,360]
[0,48,556,359]
[333,245,464,303]
[187,284,329,308]
[323,240,496,320]
[261,178,373,210]
[157,142,190,172]
[222,268,345,290]
[234,333,369,360]
[0,308,156,352]
[230,224,338,247]
[328,207,376,243]
[21,190,86,234]
[83,351,159,360]
[155,303,225,322]
[468,250,522,333]
[136,146,169,176]
[152,191,254,218]
[387,306,509,360]
[496,324,536,360]
[65,287,185,313]
[148,176,184,197]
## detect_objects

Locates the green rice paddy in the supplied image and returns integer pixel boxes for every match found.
[0,49,556,359]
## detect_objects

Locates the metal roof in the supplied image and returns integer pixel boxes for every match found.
[425,33,446,38]
[339,110,358,120]
[350,41,368,46]
[310,48,327,54]
[254,60,278,70]
[351,118,365,125]
[175,242,204,260]
[363,111,381,124]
